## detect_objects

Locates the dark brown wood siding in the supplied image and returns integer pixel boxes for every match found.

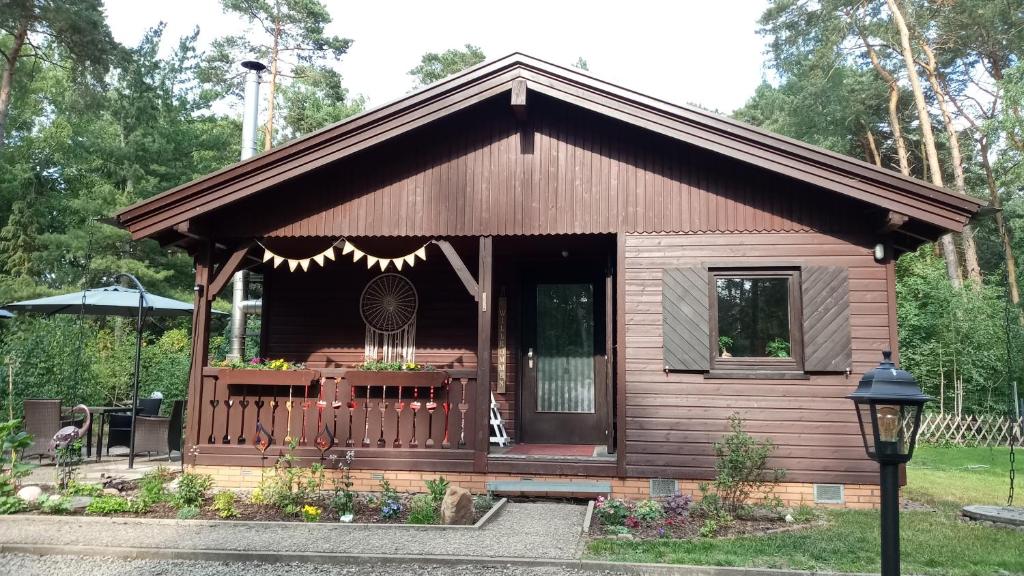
[624,232,886,485]
[212,95,867,240]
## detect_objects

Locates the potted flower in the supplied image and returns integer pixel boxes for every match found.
[210,357,319,386]
[345,361,448,388]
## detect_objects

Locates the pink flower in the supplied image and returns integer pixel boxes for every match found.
[249,357,262,365]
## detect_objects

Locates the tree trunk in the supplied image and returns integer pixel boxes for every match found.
[0,16,30,149]
[866,128,882,167]
[920,42,982,288]
[886,0,963,289]
[854,24,911,175]
[980,136,1021,307]
[263,15,281,151]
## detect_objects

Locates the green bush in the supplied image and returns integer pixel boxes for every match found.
[594,496,630,526]
[425,476,449,505]
[0,419,33,514]
[176,505,200,519]
[704,414,785,514]
[408,493,439,525]
[174,472,213,509]
[64,481,103,497]
[38,494,72,514]
[86,495,135,515]
[0,496,24,515]
[633,499,665,524]
[137,466,173,507]
[212,490,239,519]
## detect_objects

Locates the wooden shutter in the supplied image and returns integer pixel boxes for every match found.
[662,267,710,371]
[801,266,852,372]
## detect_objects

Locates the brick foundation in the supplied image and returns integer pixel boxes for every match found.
[190,465,880,509]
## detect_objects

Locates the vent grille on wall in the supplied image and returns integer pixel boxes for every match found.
[814,484,844,504]
[649,478,679,498]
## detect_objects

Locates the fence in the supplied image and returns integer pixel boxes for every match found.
[912,413,1024,447]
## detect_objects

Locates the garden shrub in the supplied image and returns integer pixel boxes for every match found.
[212,490,239,518]
[64,480,103,497]
[703,414,785,515]
[593,496,629,526]
[137,466,173,507]
[329,450,355,518]
[0,419,32,515]
[38,494,72,514]
[176,505,200,519]
[408,493,438,525]
[370,479,402,519]
[663,493,692,518]
[633,499,665,524]
[175,472,213,509]
[425,475,449,505]
[260,440,326,515]
[86,495,135,515]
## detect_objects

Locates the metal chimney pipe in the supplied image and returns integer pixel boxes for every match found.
[228,60,267,361]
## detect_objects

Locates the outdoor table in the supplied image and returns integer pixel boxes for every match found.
[85,406,132,462]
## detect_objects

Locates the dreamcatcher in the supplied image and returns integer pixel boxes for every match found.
[360,273,418,363]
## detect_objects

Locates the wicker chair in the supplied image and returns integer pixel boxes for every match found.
[167,399,184,457]
[131,415,171,457]
[106,398,162,454]
[22,399,60,461]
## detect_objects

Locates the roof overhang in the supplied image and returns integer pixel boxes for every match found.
[116,53,984,244]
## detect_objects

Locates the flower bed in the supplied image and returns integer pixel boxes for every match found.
[589,495,817,540]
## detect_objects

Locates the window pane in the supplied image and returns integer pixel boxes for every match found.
[536,283,595,413]
[716,277,791,358]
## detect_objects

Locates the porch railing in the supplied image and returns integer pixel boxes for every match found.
[190,367,478,470]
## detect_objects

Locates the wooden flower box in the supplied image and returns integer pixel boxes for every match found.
[344,370,449,388]
[214,368,320,387]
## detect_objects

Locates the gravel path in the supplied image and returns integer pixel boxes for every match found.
[0,502,587,560]
[0,554,628,576]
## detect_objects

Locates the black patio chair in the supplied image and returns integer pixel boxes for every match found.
[106,397,162,454]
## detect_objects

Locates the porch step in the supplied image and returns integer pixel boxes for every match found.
[486,479,612,497]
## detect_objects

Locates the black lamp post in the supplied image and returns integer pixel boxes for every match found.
[848,350,930,576]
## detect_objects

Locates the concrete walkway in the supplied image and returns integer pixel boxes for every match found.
[0,502,588,561]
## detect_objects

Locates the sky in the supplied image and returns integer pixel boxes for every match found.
[104,0,771,114]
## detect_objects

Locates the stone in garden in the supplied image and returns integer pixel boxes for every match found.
[784,514,795,523]
[68,496,93,511]
[16,486,42,502]
[102,488,120,496]
[440,486,474,525]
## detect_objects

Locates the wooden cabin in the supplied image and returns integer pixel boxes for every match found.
[116,54,982,507]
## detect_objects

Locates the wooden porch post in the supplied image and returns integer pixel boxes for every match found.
[475,236,493,472]
[185,240,213,466]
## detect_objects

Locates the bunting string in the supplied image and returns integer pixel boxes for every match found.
[256,239,429,273]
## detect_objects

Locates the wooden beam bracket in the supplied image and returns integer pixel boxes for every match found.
[435,239,479,301]
[881,210,909,233]
[208,241,254,301]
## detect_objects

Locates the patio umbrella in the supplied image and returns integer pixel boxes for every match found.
[2,275,215,468]
[0,309,12,319]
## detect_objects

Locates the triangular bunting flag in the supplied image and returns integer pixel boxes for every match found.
[415,246,427,261]
[273,255,284,268]
[341,241,355,255]
[366,255,378,269]
[313,253,325,267]
[299,259,310,271]
[263,249,274,263]
[379,258,390,271]
[404,254,416,267]
[323,246,335,261]
[287,259,299,272]
[352,248,364,262]
[394,258,404,271]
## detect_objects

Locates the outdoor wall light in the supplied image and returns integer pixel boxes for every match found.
[874,242,887,262]
[848,350,930,576]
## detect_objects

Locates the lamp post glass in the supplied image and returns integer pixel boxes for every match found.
[848,350,930,576]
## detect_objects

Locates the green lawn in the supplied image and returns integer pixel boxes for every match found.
[586,445,1024,575]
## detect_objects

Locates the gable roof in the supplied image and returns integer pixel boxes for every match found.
[116,53,983,241]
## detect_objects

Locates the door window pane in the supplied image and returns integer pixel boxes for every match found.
[716,277,791,358]
[536,283,595,413]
